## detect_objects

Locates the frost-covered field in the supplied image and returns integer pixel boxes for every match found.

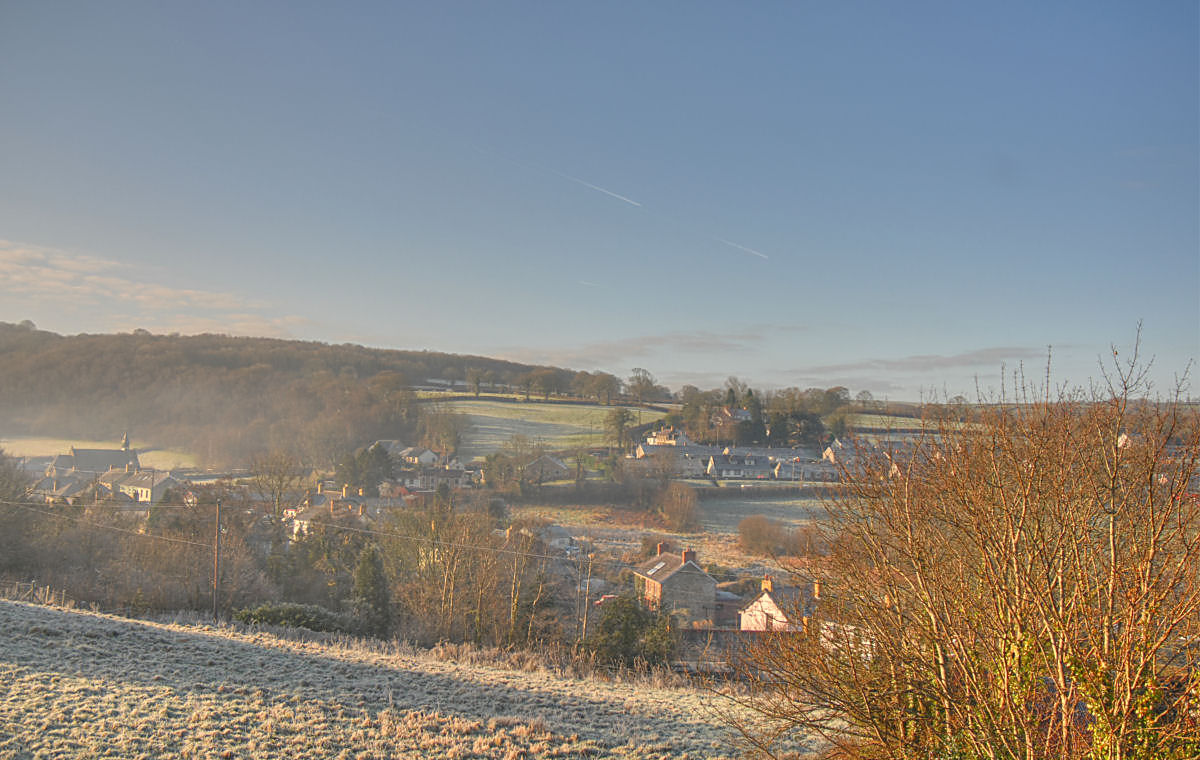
[445,400,663,461]
[0,601,816,759]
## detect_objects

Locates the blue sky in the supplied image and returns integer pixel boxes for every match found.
[1,2,1196,400]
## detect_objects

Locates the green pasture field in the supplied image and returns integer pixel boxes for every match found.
[698,494,827,533]
[0,437,198,470]
[443,400,664,461]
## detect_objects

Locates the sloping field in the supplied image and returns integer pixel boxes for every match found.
[446,400,663,461]
[0,601,817,759]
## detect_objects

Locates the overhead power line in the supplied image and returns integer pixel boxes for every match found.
[1,500,211,548]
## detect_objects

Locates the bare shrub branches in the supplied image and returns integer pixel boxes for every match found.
[732,358,1200,760]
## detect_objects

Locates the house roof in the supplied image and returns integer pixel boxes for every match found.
[398,446,435,459]
[120,471,180,489]
[527,455,568,472]
[54,447,139,474]
[372,439,408,455]
[632,552,711,584]
[98,467,136,488]
[741,585,814,616]
[637,443,722,459]
[706,454,778,475]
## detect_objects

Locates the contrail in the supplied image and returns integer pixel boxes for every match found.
[550,170,642,207]
[717,238,769,259]
[475,146,766,258]
[472,146,642,208]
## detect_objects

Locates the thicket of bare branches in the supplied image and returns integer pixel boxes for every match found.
[731,356,1200,760]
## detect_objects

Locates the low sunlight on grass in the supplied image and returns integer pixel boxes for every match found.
[0,601,816,758]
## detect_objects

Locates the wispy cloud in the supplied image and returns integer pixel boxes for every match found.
[797,346,1047,376]
[0,239,306,337]
[497,328,774,369]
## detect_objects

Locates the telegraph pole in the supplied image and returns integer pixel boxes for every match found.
[212,497,222,622]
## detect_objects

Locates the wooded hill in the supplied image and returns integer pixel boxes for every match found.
[0,322,571,467]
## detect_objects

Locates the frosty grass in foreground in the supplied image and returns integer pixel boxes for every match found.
[0,600,819,758]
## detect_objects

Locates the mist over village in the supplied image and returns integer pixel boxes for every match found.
[1,3,1197,759]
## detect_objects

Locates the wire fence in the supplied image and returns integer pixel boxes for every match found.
[1,580,77,609]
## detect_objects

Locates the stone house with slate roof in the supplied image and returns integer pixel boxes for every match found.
[632,544,718,624]
[705,453,779,480]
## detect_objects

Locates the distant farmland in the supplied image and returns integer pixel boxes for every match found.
[444,400,664,461]
[698,494,827,534]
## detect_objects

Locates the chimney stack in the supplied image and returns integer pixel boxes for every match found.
[358,487,364,497]
[812,579,821,601]
[317,482,324,494]
[656,542,667,556]
[681,547,696,565]
[342,484,349,498]
[762,576,774,593]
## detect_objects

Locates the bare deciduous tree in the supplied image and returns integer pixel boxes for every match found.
[730,352,1200,760]
[249,450,307,517]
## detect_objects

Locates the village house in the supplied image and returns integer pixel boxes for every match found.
[27,472,93,504]
[821,438,855,465]
[394,465,469,492]
[710,406,752,426]
[523,455,569,483]
[287,482,369,539]
[644,426,691,447]
[634,443,720,477]
[396,446,440,467]
[706,453,779,480]
[632,544,719,625]
[739,576,821,632]
[97,467,182,504]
